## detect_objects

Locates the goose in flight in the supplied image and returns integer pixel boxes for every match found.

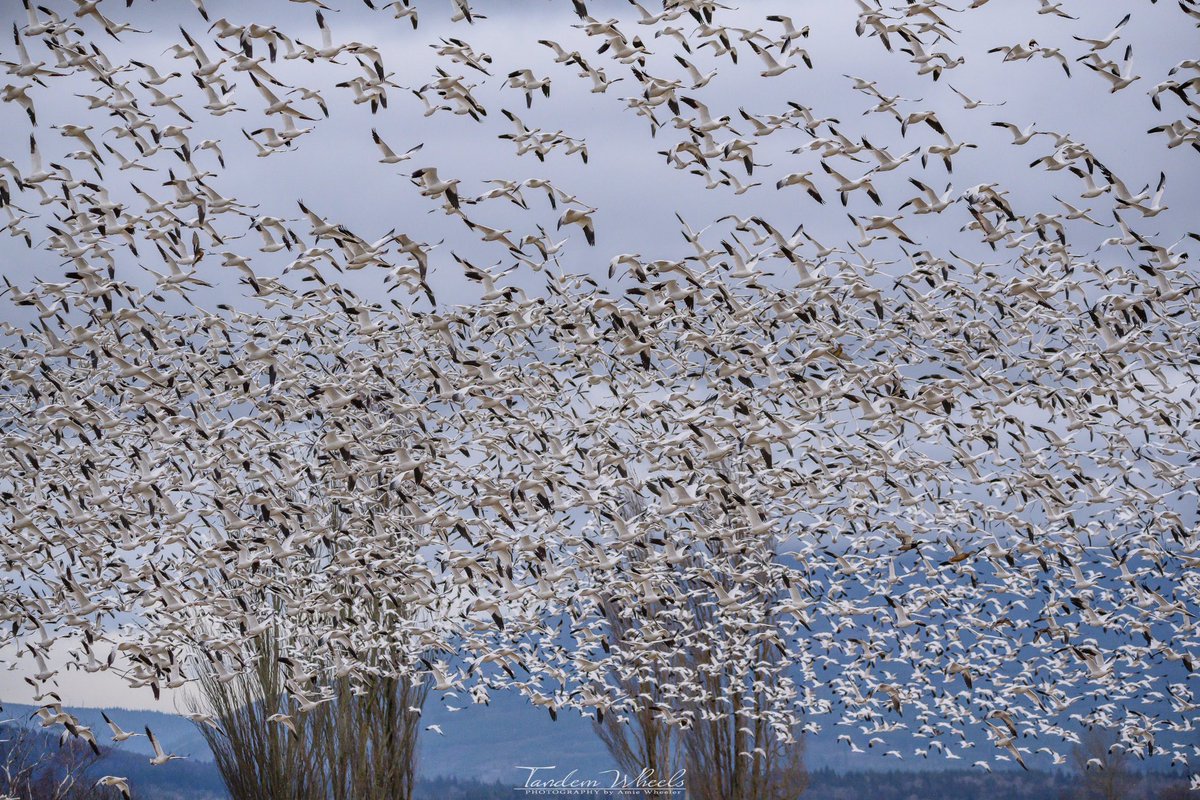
[96,776,131,800]
[383,0,418,28]
[102,711,142,743]
[948,85,1005,109]
[1073,13,1131,52]
[776,171,824,203]
[1036,0,1076,19]
[1116,171,1167,217]
[1086,44,1141,93]
[991,120,1039,145]
[3,22,64,81]
[747,41,804,78]
[900,178,955,214]
[371,128,422,164]
[821,161,882,206]
[411,166,460,209]
[558,206,596,246]
[146,726,185,766]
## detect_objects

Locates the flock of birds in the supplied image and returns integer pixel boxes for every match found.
[0,0,1199,795]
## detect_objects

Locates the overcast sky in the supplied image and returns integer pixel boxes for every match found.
[1,0,1197,311]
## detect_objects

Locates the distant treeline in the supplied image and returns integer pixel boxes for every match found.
[415,768,1196,800]
[804,766,1193,800]
[3,723,1192,800]
[415,776,522,799]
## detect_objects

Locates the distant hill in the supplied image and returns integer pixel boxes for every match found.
[5,697,1194,800]
[2,702,214,765]
[2,693,619,785]
[0,719,226,800]
[418,689,617,783]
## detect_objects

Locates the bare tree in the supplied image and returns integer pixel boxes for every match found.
[591,602,681,789]
[590,481,807,800]
[312,672,427,800]
[191,619,429,800]
[1071,728,1135,800]
[300,465,431,800]
[678,531,808,800]
[682,638,808,800]
[191,561,434,800]
[191,472,430,800]
[0,716,108,800]
[591,494,684,789]
[191,623,327,800]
